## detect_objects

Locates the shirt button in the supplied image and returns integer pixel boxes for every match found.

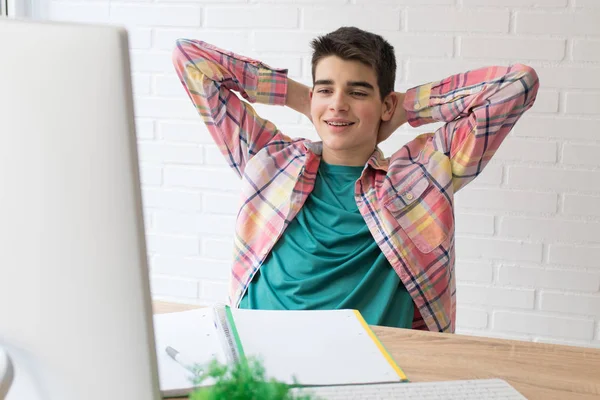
[405,193,414,201]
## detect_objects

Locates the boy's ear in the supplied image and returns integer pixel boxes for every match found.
[381,92,398,122]
[309,88,313,100]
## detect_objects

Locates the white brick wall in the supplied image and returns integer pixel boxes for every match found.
[44,0,600,347]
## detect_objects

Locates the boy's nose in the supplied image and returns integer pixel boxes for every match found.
[329,93,349,112]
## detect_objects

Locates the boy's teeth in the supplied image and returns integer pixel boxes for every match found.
[328,121,351,126]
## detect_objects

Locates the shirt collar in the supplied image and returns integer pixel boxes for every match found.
[303,141,389,173]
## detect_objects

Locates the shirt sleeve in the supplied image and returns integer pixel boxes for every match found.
[403,64,539,192]
[172,39,290,178]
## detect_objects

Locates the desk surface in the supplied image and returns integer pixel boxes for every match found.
[153,302,600,400]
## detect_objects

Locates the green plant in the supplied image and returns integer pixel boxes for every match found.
[189,357,319,400]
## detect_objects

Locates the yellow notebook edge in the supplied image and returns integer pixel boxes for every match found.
[352,310,409,382]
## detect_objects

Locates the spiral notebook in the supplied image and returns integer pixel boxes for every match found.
[153,306,408,398]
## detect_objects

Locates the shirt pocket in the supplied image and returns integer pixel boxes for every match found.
[383,176,454,254]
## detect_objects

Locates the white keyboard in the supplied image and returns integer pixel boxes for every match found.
[291,379,527,399]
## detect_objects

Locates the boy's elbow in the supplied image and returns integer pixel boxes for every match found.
[171,39,188,72]
[172,38,200,82]
[512,63,540,107]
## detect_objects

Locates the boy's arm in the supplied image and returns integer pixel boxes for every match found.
[403,64,539,191]
[285,78,312,122]
[172,39,289,178]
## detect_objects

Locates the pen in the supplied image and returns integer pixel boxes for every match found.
[165,346,202,375]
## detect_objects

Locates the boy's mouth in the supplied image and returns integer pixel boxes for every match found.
[325,119,355,127]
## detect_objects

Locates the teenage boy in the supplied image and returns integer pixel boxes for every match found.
[172,27,539,333]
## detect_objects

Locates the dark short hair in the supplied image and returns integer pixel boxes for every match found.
[310,26,396,100]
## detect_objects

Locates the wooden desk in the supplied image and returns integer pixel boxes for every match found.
[153,302,600,400]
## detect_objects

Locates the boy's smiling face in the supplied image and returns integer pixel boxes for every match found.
[310,55,394,166]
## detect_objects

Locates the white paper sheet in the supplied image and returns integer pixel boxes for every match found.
[152,309,226,397]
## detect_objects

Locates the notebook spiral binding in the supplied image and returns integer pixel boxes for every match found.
[213,306,241,365]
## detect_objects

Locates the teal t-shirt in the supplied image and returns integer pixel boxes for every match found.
[239,161,414,329]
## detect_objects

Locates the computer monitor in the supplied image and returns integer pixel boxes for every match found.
[0,19,160,400]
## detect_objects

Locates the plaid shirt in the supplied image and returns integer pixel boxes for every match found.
[172,39,539,333]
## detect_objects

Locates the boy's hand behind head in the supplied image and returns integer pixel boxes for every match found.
[377,92,406,144]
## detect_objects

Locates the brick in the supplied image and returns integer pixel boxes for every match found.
[469,164,504,187]
[135,98,199,119]
[142,189,202,212]
[498,265,600,292]
[203,193,240,215]
[154,29,251,53]
[455,260,494,284]
[252,31,320,53]
[513,116,599,140]
[202,238,234,260]
[456,308,488,329]
[158,121,214,144]
[406,60,494,86]
[154,75,186,98]
[493,311,595,340]
[564,194,600,218]
[564,92,600,115]
[130,51,173,73]
[457,285,535,309]
[494,138,557,163]
[48,2,110,23]
[196,214,236,236]
[205,7,298,29]
[455,213,495,235]
[541,292,600,317]
[164,167,241,191]
[251,103,302,125]
[572,40,600,62]
[456,237,542,262]
[128,28,152,49]
[406,9,509,33]
[138,142,203,165]
[507,166,600,192]
[463,0,566,5]
[139,165,162,185]
[146,234,200,256]
[461,37,565,61]
[500,217,600,243]
[516,11,600,35]
[151,275,199,298]
[110,5,201,27]
[132,74,151,96]
[563,144,600,167]
[201,280,228,302]
[150,256,230,281]
[303,7,400,31]
[455,188,557,213]
[534,66,600,89]
[154,210,199,234]
[135,118,155,139]
[383,34,454,58]
[204,145,229,168]
[529,90,559,113]
[548,244,600,268]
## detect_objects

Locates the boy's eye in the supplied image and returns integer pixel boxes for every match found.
[351,91,367,97]
[317,88,332,94]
